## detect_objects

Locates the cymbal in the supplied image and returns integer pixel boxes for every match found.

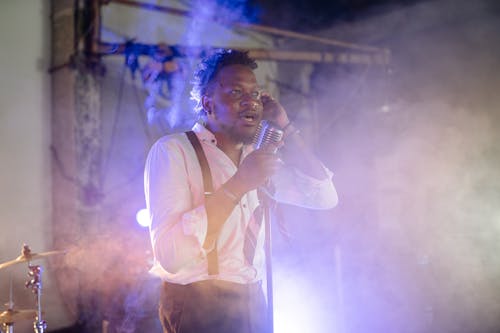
[0,309,37,324]
[0,246,66,270]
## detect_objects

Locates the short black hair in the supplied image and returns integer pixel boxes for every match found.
[190,49,258,114]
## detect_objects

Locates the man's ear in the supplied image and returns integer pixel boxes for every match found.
[201,95,212,115]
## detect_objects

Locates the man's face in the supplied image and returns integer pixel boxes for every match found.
[203,64,263,144]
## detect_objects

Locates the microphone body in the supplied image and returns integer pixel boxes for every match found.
[252,120,283,153]
[252,120,283,196]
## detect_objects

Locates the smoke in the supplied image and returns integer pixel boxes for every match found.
[160,0,259,131]
[47,0,500,332]
[49,1,269,331]
[275,0,500,332]
[49,213,157,331]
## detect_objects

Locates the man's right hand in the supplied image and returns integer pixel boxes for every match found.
[231,146,283,194]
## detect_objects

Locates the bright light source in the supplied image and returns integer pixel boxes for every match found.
[274,273,327,333]
[136,208,150,228]
[380,104,391,113]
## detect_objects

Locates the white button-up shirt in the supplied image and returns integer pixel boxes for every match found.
[144,123,338,284]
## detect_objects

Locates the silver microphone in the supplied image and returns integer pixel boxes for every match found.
[252,120,283,153]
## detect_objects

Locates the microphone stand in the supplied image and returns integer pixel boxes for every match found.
[260,189,275,333]
[252,120,283,333]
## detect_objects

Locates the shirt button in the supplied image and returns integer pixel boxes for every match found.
[242,203,247,208]
[211,139,215,143]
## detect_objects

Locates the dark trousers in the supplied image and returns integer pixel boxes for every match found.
[159,280,270,333]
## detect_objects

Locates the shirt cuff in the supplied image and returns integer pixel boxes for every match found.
[292,164,334,185]
[273,164,338,209]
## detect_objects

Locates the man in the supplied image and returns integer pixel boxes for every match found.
[144,49,338,333]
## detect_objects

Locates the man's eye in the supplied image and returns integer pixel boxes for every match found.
[230,89,242,97]
[251,91,261,99]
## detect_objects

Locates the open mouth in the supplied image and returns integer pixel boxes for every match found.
[241,113,258,124]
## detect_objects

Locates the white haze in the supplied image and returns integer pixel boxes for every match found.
[39,0,500,332]
[273,0,500,332]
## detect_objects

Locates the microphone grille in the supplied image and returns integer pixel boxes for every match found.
[262,126,283,144]
[253,120,283,151]
[252,121,264,146]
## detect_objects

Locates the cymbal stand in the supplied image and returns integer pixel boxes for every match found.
[1,321,13,333]
[1,275,15,333]
[25,265,46,333]
[0,315,13,333]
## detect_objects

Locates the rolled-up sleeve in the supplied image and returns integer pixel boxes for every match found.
[272,165,338,209]
[144,137,208,274]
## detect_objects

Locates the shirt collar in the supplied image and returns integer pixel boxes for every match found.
[192,122,216,144]
[192,122,255,157]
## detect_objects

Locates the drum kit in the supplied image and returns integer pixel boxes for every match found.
[0,244,65,333]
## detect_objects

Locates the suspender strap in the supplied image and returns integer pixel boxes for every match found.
[185,131,219,275]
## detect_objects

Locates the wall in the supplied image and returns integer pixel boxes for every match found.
[0,1,73,331]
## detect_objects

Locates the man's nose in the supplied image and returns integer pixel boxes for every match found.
[240,93,260,108]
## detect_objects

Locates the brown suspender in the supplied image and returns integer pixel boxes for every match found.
[185,131,219,275]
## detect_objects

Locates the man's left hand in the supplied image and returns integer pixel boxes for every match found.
[260,92,289,129]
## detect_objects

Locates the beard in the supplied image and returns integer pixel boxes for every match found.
[225,124,256,145]
[208,107,260,145]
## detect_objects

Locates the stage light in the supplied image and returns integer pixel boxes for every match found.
[274,273,326,333]
[136,208,150,228]
[380,104,391,112]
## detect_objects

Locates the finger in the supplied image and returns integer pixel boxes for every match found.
[260,92,276,105]
[264,142,281,154]
[266,159,283,175]
[260,91,272,99]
